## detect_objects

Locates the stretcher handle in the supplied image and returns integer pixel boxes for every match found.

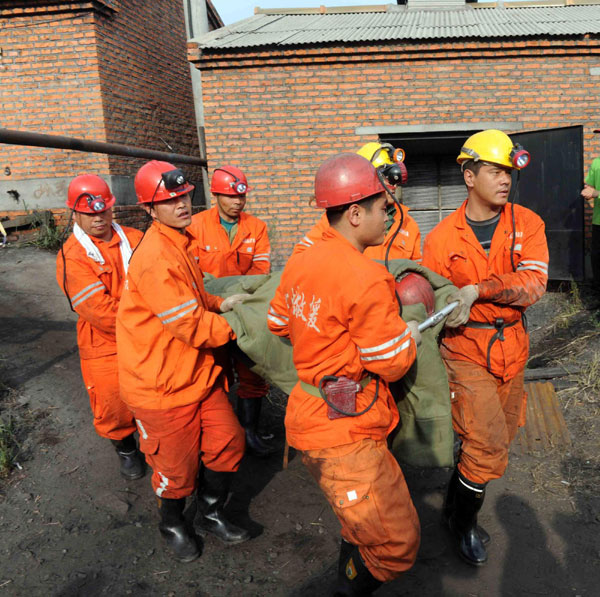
[417,301,459,333]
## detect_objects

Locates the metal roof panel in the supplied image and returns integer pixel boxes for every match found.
[190,6,600,49]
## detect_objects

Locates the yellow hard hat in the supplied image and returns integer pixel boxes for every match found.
[457,129,530,170]
[357,142,395,169]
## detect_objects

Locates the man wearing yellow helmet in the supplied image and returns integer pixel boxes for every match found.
[422,129,549,567]
[292,142,422,263]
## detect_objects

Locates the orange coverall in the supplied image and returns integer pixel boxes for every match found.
[268,227,420,582]
[292,205,422,262]
[188,206,271,277]
[116,221,244,499]
[422,200,548,484]
[56,227,142,440]
[189,205,270,399]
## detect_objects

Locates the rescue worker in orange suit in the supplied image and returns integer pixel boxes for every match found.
[55,174,145,481]
[293,142,422,263]
[422,130,549,566]
[116,161,252,563]
[188,166,275,457]
[268,153,421,596]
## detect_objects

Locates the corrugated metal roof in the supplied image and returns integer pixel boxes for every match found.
[192,4,600,50]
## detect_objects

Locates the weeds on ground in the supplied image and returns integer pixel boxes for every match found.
[574,352,600,402]
[26,210,64,251]
[0,414,16,478]
[554,280,584,329]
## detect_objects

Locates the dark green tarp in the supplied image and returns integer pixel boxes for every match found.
[204,260,456,467]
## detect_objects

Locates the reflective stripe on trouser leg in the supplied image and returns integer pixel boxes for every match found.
[302,438,420,583]
[131,402,202,500]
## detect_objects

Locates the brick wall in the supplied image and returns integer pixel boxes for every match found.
[0,0,202,212]
[0,205,205,245]
[191,37,600,268]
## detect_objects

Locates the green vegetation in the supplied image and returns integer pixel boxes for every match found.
[0,414,16,478]
[26,210,64,251]
[555,280,583,329]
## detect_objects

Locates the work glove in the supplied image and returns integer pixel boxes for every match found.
[220,293,251,313]
[445,284,479,328]
[406,320,422,347]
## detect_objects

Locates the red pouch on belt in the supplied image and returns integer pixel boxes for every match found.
[320,376,361,420]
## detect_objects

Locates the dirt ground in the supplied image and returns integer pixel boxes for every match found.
[1,245,599,596]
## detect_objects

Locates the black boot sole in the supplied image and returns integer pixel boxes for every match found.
[442,515,490,546]
[458,550,488,567]
[195,523,250,545]
[120,469,145,481]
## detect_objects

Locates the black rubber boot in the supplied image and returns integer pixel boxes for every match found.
[157,497,200,563]
[110,434,145,480]
[194,469,250,545]
[236,397,277,457]
[443,467,490,545]
[448,473,488,566]
[334,543,383,596]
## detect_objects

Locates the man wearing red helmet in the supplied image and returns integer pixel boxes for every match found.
[56,174,145,482]
[116,160,252,563]
[188,166,274,457]
[268,153,421,595]
[293,142,422,264]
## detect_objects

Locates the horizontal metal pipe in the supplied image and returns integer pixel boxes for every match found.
[0,128,206,167]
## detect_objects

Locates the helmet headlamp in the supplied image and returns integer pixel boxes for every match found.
[76,193,106,213]
[162,168,188,191]
[510,144,530,169]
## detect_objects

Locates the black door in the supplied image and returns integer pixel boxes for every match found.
[511,126,584,281]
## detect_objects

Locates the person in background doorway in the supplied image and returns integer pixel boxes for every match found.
[293,142,422,263]
[581,141,600,289]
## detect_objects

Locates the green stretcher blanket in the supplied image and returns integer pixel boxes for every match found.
[204,259,457,468]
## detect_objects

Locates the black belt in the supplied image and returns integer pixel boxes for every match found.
[464,317,524,371]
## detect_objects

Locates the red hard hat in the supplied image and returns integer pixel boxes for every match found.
[134,160,195,204]
[395,272,435,316]
[66,174,116,213]
[210,166,251,196]
[314,153,385,209]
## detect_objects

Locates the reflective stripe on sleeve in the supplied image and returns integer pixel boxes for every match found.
[517,260,548,275]
[298,236,313,248]
[267,306,288,327]
[157,298,198,324]
[360,339,412,362]
[72,281,106,308]
[357,329,410,355]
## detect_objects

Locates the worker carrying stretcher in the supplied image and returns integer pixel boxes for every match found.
[188,166,275,457]
[422,129,549,567]
[116,161,253,563]
[56,174,145,482]
[268,152,422,596]
[293,142,422,264]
